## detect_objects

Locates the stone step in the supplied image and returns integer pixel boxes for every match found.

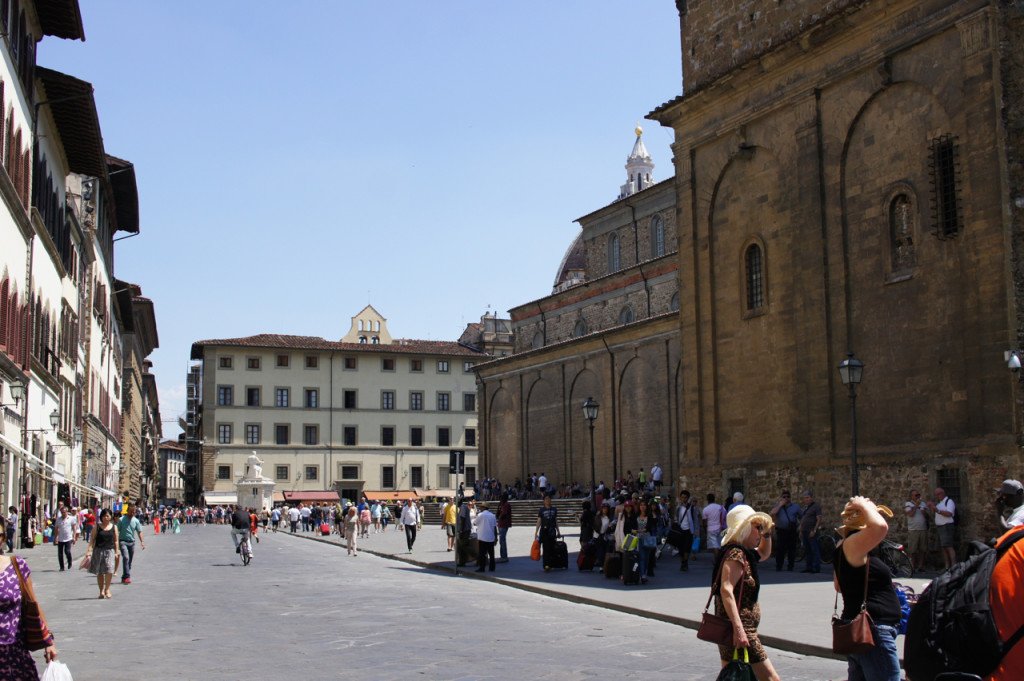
[419,498,586,527]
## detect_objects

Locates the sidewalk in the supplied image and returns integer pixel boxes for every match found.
[279,521,932,660]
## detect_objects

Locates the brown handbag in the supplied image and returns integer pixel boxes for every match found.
[697,553,745,645]
[832,552,875,655]
[11,556,52,650]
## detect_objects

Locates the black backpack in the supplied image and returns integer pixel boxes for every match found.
[904,527,1024,680]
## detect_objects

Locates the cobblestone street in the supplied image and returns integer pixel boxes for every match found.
[25,525,848,680]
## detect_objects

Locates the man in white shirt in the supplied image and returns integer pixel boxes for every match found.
[473,502,498,572]
[651,464,663,491]
[538,473,548,495]
[54,506,78,572]
[401,499,420,553]
[287,505,301,533]
[928,487,957,569]
[701,493,726,561]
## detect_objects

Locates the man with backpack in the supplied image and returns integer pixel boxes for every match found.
[905,524,1024,680]
[230,505,252,557]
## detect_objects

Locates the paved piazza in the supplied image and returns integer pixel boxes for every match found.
[25,525,848,680]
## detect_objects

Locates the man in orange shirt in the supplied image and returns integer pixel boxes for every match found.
[988,526,1024,680]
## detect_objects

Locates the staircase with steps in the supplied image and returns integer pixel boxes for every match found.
[419,498,586,527]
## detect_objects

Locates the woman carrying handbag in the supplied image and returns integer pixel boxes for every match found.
[0,523,58,679]
[711,505,780,681]
[833,497,901,681]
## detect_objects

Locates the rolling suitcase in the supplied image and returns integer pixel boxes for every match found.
[551,540,569,569]
[622,550,641,585]
[319,523,330,536]
[577,541,597,571]
[457,534,478,566]
[604,552,622,579]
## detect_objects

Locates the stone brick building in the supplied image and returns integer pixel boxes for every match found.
[477,130,682,488]
[645,0,1024,542]
[480,0,1024,546]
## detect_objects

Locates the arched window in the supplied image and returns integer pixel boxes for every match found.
[650,215,665,258]
[608,233,621,273]
[531,331,544,349]
[889,193,916,271]
[573,320,587,338]
[670,292,679,312]
[358,320,364,331]
[618,305,634,325]
[745,244,765,312]
[358,335,367,344]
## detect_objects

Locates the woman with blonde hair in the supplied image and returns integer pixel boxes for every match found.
[712,504,779,681]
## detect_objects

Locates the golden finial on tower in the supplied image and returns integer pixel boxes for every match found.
[635,125,643,137]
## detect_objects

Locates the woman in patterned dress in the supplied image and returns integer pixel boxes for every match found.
[713,504,779,681]
[86,509,119,599]
[0,524,58,679]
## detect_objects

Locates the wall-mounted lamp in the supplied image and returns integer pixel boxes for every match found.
[1,381,25,408]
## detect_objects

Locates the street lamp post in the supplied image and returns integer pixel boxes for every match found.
[581,397,599,494]
[838,352,865,496]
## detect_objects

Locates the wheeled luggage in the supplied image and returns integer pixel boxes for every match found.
[622,550,641,585]
[456,534,478,566]
[550,540,569,569]
[319,523,330,536]
[604,552,622,579]
[577,541,598,571]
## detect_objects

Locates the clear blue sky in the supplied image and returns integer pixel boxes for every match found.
[40,2,682,437]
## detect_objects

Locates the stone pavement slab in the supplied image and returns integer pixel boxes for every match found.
[21,524,848,680]
[280,520,932,661]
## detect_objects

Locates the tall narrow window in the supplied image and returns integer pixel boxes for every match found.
[618,305,634,325]
[650,215,665,258]
[889,194,916,271]
[745,244,765,311]
[930,135,961,240]
[608,233,621,272]
[573,320,587,338]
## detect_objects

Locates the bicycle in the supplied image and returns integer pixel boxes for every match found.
[239,533,253,566]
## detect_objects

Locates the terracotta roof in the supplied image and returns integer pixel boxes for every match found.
[159,440,185,451]
[36,67,105,178]
[190,334,488,360]
[36,0,85,40]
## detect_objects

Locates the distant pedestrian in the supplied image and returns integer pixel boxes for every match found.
[401,499,419,553]
[287,505,300,533]
[270,507,281,532]
[497,493,512,563]
[86,509,119,599]
[903,489,928,573]
[769,490,801,572]
[702,493,726,562]
[728,491,744,511]
[534,495,560,572]
[474,502,497,572]
[651,463,663,491]
[371,501,382,533]
[799,490,822,573]
[443,497,458,552]
[359,505,371,538]
[676,490,700,571]
[54,507,78,573]
[300,503,311,532]
[116,504,145,584]
[345,506,359,556]
[927,487,956,570]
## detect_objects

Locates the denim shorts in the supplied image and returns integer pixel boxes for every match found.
[847,623,901,681]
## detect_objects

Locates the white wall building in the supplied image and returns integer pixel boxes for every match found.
[192,306,486,503]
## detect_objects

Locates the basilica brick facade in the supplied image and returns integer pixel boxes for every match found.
[479,0,1024,546]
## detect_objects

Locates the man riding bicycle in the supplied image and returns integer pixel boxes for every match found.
[230,506,253,558]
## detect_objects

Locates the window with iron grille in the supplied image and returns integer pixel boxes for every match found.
[889,194,916,271]
[930,135,961,240]
[745,244,765,311]
[305,465,318,481]
[275,465,289,481]
[217,465,231,480]
[936,467,962,509]
[340,465,359,480]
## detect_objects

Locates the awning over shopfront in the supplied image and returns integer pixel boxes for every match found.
[203,492,238,506]
[365,490,418,501]
[281,491,339,503]
[272,492,285,503]
[91,485,117,498]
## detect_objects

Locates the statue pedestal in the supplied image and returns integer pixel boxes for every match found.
[235,452,276,512]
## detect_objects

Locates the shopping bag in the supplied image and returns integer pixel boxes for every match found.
[530,539,541,561]
[41,660,74,681]
[620,533,638,552]
[715,649,756,681]
[78,554,91,571]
